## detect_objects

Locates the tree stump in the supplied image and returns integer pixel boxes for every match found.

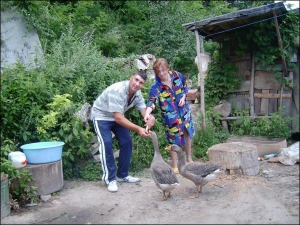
[207,142,259,176]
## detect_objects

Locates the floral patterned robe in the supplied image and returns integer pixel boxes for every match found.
[146,70,195,146]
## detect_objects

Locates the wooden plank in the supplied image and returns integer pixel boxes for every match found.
[255,64,282,71]
[228,54,251,62]
[282,89,293,117]
[254,71,292,90]
[220,115,272,120]
[288,71,294,87]
[245,94,250,109]
[233,80,250,92]
[269,90,278,114]
[250,54,255,116]
[260,90,269,115]
[226,94,237,105]
[226,94,249,111]
[255,71,281,90]
[255,64,294,73]
[254,93,292,98]
[254,89,261,115]
[233,59,251,81]
[236,94,245,109]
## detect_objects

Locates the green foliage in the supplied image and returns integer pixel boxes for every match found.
[0,138,38,208]
[192,120,229,161]
[232,10,299,88]
[227,1,274,10]
[1,62,52,144]
[37,94,94,168]
[1,0,243,77]
[205,50,242,107]
[1,0,298,198]
[44,23,129,104]
[78,160,102,181]
[230,108,293,138]
[0,137,19,160]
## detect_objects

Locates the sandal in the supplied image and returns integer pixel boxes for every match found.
[172,167,179,174]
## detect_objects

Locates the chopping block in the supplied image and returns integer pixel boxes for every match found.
[25,160,63,195]
[207,142,259,176]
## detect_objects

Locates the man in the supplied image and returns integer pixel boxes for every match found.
[90,70,155,192]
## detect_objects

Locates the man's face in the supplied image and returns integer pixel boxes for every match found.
[129,74,145,93]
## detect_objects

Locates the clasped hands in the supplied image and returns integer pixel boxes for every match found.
[144,113,155,133]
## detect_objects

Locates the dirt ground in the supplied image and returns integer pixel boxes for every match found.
[1,159,299,224]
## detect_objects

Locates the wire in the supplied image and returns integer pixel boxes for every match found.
[200,11,290,38]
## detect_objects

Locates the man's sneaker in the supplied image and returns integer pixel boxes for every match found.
[107,180,118,192]
[116,175,140,183]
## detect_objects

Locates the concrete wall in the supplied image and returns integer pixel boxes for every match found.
[1,9,44,70]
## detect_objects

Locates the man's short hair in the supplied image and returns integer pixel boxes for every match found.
[135,70,147,82]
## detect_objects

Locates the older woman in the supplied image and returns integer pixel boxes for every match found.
[144,58,195,173]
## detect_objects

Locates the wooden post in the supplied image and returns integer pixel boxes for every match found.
[195,30,206,130]
[273,11,288,108]
[250,53,255,116]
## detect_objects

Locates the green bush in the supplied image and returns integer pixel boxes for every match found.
[205,50,243,108]
[1,1,298,210]
[230,108,294,139]
[1,62,52,144]
[78,160,102,181]
[192,120,229,161]
[36,94,94,172]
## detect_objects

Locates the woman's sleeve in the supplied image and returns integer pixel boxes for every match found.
[179,72,188,95]
[146,85,159,111]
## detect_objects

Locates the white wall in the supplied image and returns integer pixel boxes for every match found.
[1,9,44,71]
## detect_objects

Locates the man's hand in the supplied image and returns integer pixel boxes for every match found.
[138,127,150,138]
[145,114,155,131]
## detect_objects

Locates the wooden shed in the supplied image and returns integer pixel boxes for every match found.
[182,2,299,131]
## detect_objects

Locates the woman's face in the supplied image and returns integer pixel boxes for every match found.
[156,66,169,80]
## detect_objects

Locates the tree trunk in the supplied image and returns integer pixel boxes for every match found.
[208,142,259,176]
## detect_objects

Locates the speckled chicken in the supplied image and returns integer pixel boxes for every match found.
[166,144,223,198]
[149,131,179,201]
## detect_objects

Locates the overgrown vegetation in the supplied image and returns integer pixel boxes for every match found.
[229,108,294,139]
[204,50,243,107]
[1,140,39,208]
[1,0,298,209]
[192,119,229,161]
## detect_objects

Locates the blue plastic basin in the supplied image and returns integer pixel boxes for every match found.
[20,141,65,164]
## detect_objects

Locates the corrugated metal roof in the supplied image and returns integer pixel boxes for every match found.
[182,2,288,40]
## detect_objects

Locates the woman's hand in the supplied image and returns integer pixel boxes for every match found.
[144,113,150,123]
[143,107,153,124]
[146,114,155,130]
[178,95,186,107]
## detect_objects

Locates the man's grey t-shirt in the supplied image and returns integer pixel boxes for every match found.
[90,80,146,121]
